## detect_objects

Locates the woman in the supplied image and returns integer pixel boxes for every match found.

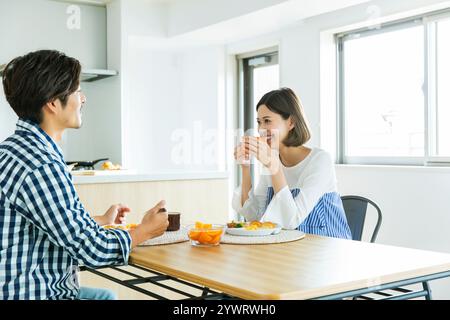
[232,87,351,239]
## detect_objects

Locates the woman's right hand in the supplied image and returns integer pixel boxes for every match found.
[234,142,250,168]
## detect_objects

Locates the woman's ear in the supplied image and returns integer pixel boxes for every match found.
[288,116,295,130]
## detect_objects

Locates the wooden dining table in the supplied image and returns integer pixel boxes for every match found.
[127,234,450,300]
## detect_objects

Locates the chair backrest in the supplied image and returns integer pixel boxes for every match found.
[341,195,382,243]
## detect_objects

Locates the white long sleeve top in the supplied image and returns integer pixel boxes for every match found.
[232,148,351,239]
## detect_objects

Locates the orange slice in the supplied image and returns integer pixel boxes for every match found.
[207,230,222,237]
[189,231,201,241]
[198,232,213,244]
[195,221,204,229]
[210,234,221,244]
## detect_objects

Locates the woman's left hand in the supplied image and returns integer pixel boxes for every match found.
[245,136,280,172]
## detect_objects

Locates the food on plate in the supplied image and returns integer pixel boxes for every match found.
[225,220,281,236]
[104,223,138,231]
[227,220,277,230]
[226,221,245,228]
[188,221,224,246]
[101,161,122,170]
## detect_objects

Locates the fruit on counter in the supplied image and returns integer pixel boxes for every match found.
[195,221,212,229]
[102,161,122,170]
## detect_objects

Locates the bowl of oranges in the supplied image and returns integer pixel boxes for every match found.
[187,222,225,247]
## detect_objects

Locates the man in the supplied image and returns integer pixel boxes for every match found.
[0,50,169,300]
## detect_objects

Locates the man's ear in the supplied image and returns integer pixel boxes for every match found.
[43,99,59,115]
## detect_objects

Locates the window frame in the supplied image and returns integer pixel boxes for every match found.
[236,49,279,186]
[241,51,279,132]
[336,9,450,166]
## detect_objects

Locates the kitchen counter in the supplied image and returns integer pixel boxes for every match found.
[72,170,229,184]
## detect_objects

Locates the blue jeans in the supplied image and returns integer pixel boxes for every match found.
[76,286,118,300]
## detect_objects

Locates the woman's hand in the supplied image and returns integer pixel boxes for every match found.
[234,142,250,168]
[245,136,280,174]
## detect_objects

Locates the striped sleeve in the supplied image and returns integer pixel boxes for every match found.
[262,152,335,229]
[14,162,131,268]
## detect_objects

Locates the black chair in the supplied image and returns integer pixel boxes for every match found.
[341,195,382,243]
[341,195,432,300]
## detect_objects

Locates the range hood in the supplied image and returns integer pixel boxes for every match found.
[0,64,118,82]
[80,69,118,82]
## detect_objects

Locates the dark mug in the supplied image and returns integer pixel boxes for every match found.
[167,212,181,231]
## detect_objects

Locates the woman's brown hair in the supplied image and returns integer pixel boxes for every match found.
[256,87,311,147]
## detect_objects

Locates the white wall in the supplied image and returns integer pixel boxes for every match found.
[62,76,122,164]
[122,41,227,173]
[0,0,121,164]
[116,0,227,173]
[336,165,450,298]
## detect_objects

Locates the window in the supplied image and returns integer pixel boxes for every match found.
[337,10,450,165]
[237,50,279,186]
[241,52,279,132]
[436,17,450,156]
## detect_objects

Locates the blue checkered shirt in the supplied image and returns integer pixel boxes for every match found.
[0,119,132,299]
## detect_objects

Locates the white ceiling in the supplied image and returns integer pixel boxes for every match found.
[177,0,370,38]
[51,0,371,45]
[126,0,371,48]
[53,0,176,6]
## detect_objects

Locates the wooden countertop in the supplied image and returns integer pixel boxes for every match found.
[72,171,229,184]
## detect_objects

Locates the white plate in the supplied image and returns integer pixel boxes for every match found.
[225,225,282,237]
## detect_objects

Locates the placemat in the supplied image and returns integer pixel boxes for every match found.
[220,230,305,245]
[138,229,189,246]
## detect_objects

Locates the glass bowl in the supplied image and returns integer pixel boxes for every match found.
[187,224,225,247]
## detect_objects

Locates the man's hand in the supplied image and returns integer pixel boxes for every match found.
[129,200,169,248]
[94,204,131,226]
[140,200,169,237]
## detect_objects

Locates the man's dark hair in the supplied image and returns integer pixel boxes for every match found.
[256,87,311,147]
[2,50,81,124]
